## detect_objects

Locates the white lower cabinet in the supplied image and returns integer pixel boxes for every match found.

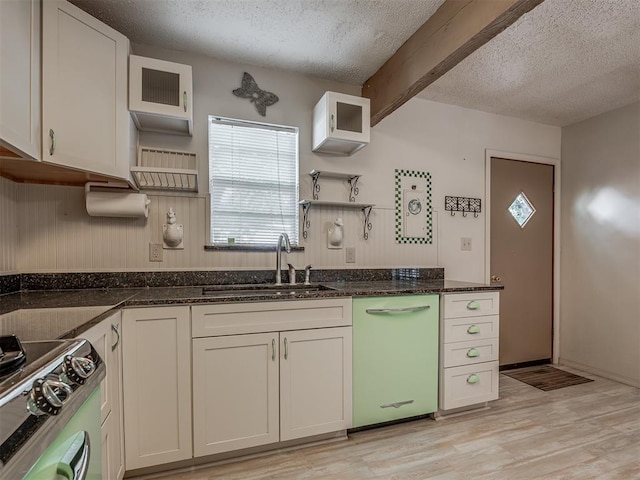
[439,292,500,412]
[122,306,192,471]
[279,327,352,441]
[80,310,125,480]
[192,299,352,457]
[192,333,280,456]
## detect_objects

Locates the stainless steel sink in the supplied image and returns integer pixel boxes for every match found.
[201,284,336,298]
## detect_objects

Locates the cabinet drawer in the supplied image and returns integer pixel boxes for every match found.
[443,315,499,343]
[440,362,499,410]
[442,338,498,368]
[192,298,352,337]
[443,292,499,318]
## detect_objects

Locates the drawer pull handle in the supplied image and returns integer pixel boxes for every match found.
[466,348,480,358]
[284,337,289,360]
[467,374,480,384]
[380,400,414,409]
[272,339,276,362]
[466,301,481,310]
[467,325,480,334]
[111,323,120,351]
[366,306,430,314]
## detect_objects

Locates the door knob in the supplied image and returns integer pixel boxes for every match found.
[491,275,502,283]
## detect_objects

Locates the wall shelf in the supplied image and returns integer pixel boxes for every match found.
[131,146,198,192]
[309,170,361,202]
[299,200,374,240]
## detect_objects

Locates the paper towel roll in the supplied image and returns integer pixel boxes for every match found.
[86,191,151,218]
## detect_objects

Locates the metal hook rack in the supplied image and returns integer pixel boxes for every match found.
[445,196,482,218]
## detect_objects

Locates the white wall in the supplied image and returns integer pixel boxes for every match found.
[10,44,560,280]
[0,176,18,274]
[560,101,640,387]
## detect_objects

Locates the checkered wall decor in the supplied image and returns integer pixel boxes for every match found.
[394,169,432,244]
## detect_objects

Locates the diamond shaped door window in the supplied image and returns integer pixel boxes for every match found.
[509,192,536,228]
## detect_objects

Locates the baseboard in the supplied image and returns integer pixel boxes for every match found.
[499,358,551,371]
[559,358,640,388]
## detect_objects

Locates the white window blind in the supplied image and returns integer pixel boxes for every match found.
[208,116,299,246]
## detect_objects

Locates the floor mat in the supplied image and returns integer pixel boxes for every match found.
[502,365,594,391]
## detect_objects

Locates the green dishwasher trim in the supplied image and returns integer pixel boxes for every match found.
[352,295,439,428]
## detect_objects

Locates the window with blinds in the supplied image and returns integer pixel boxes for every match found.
[208,116,299,246]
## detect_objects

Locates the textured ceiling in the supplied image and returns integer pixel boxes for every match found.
[418,0,640,126]
[70,0,640,126]
[69,0,445,85]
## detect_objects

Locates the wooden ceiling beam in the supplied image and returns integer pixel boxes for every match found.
[363,0,545,126]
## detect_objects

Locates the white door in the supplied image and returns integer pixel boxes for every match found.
[192,333,279,456]
[490,157,554,366]
[122,307,192,470]
[0,0,40,160]
[280,327,352,441]
[41,0,129,178]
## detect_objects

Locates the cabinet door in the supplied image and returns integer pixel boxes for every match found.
[108,314,125,480]
[129,55,193,135]
[193,333,279,456]
[0,0,40,160]
[79,310,124,479]
[352,295,439,428]
[280,327,352,441]
[312,91,370,155]
[122,307,192,470]
[42,0,130,179]
[81,313,115,424]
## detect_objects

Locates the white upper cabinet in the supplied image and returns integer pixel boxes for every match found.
[0,0,41,160]
[129,55,193,136]
[312,91,370,156]
[42,0,132,181]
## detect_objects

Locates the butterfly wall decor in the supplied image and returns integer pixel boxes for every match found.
[232,72,279,117]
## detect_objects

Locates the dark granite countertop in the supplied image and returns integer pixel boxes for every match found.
[0,280,502,340]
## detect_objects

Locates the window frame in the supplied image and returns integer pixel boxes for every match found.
[206,115,300,250]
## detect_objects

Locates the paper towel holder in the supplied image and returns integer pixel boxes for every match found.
[85,182,151,218]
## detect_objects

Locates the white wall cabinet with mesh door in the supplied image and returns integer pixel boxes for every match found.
[208,116,299,248]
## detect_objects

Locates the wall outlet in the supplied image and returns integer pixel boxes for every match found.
[461,237,472,251]
[346,247,356,263]
[149,243,163,262]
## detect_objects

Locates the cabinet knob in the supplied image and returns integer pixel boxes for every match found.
[467,325,480,334]
[467,374,480,384]
[466,348,480,358]
[491,275,502,283]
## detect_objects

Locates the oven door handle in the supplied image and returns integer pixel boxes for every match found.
[56,431,91,480]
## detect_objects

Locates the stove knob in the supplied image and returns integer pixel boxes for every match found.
[63,355,96,385]
[27,377,73,416]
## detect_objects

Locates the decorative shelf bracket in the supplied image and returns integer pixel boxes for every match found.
[301,201,312,239]
[347,175,360,202]
[362,205,373,240]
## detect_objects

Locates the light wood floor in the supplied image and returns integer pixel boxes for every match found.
[143,369,640,480]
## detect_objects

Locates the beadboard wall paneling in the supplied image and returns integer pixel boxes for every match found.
[16,183,439,272]
[0,176,18,274]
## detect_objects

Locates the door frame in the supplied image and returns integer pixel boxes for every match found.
[484,149,561,364]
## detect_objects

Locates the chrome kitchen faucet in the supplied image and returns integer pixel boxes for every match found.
[274,232,291,285]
